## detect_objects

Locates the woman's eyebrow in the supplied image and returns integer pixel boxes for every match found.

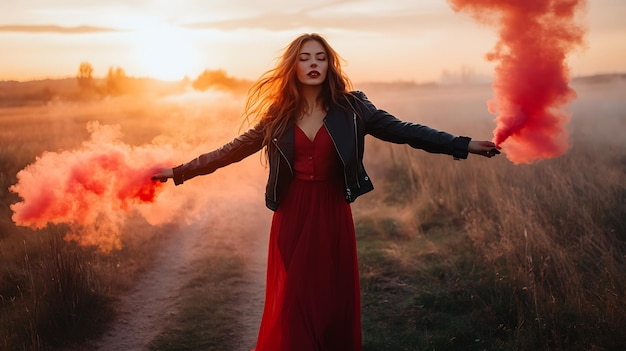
[299,51,326,55]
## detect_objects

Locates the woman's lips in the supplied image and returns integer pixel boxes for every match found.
[307,70,320,78]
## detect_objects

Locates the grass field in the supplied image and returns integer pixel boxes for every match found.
[1,77,624,350]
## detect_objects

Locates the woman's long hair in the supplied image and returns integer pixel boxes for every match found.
[243,33,352,149]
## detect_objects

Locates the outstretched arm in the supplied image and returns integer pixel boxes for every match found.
[151,122,265,184]
[350,91,495,160]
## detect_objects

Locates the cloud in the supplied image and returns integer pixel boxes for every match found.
[180,0,451,33]
[0,24,120,34]
[183,9,451,33]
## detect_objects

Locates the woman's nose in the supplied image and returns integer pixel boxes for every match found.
[311,62,317,68]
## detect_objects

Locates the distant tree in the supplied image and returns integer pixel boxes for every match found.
[192,69,250,93]
[105,66,129,96]
[77,62,95,97]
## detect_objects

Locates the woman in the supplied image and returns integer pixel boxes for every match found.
[152,33,499,351]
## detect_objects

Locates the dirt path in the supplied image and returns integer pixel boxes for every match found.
[86,221,202,351]
[79,191,270,351]
[208,200,270,351]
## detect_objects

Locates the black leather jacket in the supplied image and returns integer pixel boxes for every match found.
[172,91,471,211]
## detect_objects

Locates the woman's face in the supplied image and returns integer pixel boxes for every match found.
[296,40,328,87]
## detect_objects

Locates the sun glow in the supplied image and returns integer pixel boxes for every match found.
[131,23,199,81]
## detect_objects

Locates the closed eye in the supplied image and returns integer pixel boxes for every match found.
[299,52,327,61]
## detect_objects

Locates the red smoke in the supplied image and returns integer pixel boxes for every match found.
[10,122,174,251]
[448,0,587,164]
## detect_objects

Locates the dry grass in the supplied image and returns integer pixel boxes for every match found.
[353,79,626,350]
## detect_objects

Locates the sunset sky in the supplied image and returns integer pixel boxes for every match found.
[1,0,624,83]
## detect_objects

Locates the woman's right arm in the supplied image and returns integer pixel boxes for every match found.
[153,123,265,185]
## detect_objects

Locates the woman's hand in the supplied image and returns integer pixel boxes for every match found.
[468,140,501,158]
[151,168,174,182]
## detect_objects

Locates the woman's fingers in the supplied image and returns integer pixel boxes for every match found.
[469,140,501,158]
[484,148,501,157]
[151,168,173,182]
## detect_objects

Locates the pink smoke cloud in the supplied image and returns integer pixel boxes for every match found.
[448,0,587,163]
[10,122,176,251]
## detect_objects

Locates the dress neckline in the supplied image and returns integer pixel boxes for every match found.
[295,123,325,143]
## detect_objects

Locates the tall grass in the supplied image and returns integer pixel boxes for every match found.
[459,143,625,349]
[0,228,112,350]
[354,123,625,349]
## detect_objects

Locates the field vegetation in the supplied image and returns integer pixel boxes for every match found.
[0,74,624,350]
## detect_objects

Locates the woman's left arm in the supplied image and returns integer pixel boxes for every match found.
[351,91,497,159]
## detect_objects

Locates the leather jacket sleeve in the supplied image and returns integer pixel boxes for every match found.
[172,123,265,185]
[350,91,471,159]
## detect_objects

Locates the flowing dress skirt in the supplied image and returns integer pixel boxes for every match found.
[254,126,362,350]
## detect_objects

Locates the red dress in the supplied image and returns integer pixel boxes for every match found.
[254,125,362,351]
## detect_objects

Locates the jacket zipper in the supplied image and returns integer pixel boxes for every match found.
[352,113,361,188]
[272,137,293,202]
[323,121,352,201]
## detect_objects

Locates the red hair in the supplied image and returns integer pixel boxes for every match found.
[243,33,352,148]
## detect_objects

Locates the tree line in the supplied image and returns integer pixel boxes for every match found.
[76,62,251,98]
[0,63,253,107]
